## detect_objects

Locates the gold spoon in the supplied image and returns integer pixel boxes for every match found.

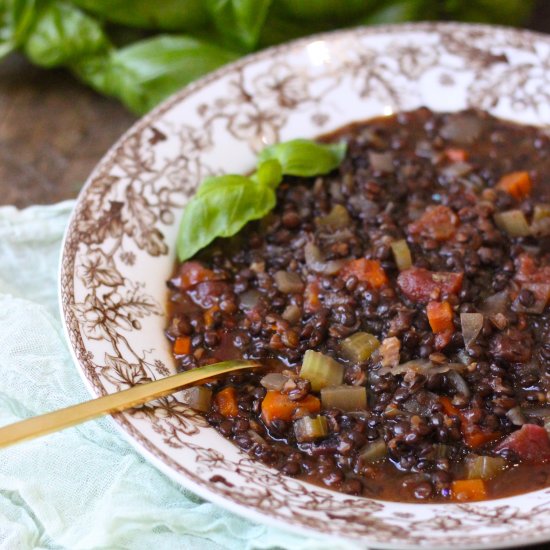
[0,360,260,449]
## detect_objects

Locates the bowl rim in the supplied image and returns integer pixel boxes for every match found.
[58,21,550,549]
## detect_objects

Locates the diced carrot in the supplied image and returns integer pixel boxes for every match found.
[173,336,191,355]
[341,259,388,288]
[445,148,468,162]
[304,281,321,313]
[451,479,487,501]
[440,396,460,417]
[464,430,501,449]
[215,387,239,417]
[261,390,320,425]
[427,301,454,333]
[496,171,532,201]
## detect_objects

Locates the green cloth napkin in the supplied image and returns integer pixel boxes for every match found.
[0,202,355,550]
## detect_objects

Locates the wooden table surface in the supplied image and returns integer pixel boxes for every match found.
[1,4,549,208]
[1,5,550,550]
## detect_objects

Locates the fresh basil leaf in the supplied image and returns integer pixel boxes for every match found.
[24,2,110,68]
[177,177,276,261]
[252,159,282,189]
[206,0,272,51]
[70,0,209,32]
[76,35,239,113]
[258,139,347,177]
[196,174,252,197]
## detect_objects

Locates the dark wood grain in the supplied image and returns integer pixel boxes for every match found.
[0,55,136,207]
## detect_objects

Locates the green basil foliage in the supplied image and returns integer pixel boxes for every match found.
[176,139,346,261]
[0,0,535,114]
[258,139,346,177]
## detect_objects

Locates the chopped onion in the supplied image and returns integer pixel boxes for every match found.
[506,406,526,426]
[379,360,465,376]
[390,239,413,271]
[358,439,387,463]
[532,204,550,235]
[341,332,380,363]
[481,291,509,315]
[179,386,212,413]
[294,415,328,442]
[304,242,345,275]
[260,372,289,391]
[440,114,483,144]
[315,204,351,229]
[460,312,484,349]
[465,455,506,480]
[239,290,260,310]
[300,350,344,391]
[321,385,367,411]
[274,270,304,294]
[494,210,531,237]
[441,162,473,180]
[282,304,301,324]
[368,151,394,173]
[447,369,471,398]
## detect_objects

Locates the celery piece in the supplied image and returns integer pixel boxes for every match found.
[533,204,550,222]
[315,204,351,229]
[294,415,329,442]
[494,210,531,237]
[321,385,367,411]
[358,439,387,463]
[341,332,380,363]
[180,386,212,412]
[390,239,413,271]
[299,350,344,391]
[465,455,506,480]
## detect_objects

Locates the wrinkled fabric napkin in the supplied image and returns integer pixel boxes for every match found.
[0,202,354,550]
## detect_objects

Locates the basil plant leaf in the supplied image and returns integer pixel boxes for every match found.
[252,159,283,189]
[207,0,272,51]
[258,139,347,177]
[177,176,276,261]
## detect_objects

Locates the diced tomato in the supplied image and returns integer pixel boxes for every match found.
[261,390,321,425]
[496,171,532,201]
[444,148,468,162]
[494,424,550,463]
[515,254,550,285]
[397,267,463,303]
[173,336,191,355]
[304,280,322,313]
[178,261,222,290]
[451,479,487,501]
[341,259,389,288]
[215,387,239,417]
[408,205,459,241]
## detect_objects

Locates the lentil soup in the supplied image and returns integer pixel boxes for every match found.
[166,108,550,502]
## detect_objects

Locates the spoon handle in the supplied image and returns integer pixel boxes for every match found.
[0,360,259,449]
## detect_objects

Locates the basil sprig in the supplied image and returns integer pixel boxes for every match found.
[176,139,346,261]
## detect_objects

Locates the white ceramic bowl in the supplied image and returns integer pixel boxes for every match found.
[60,22,550,549]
